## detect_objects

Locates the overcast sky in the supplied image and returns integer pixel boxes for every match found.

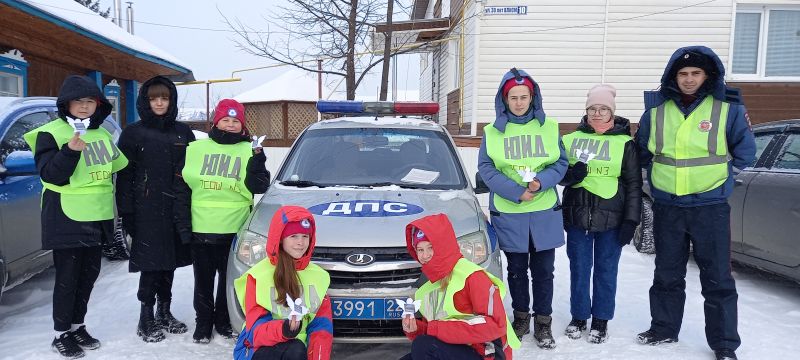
[122,0,420,108]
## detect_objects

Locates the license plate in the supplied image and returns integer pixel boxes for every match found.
[332,298,404,320]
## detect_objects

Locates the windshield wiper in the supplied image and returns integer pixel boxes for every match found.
[280,180,327,188]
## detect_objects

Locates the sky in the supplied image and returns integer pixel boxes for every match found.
[120,0,421,108]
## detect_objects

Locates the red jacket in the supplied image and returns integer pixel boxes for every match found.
[404,214,512,359]
[243,206,333,360]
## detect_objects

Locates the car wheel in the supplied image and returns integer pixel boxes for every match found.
[633,196,655,254]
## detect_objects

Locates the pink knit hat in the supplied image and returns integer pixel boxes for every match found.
[585,84,616,113]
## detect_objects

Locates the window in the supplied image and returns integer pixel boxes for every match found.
[0,73,22,97]
[774,133,800,170]
[732,6,800,79]
[0,112,52,163]
[752,131,779,166]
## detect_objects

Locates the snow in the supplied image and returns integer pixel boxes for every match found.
[2,245,800,359]
[18,0,188,70]
[235,69,346,103]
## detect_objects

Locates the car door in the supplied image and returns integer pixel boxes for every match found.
[0,108,53,268]
[741,126,800,267]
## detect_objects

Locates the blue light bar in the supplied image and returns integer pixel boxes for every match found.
[316,101,363,113]
[317,100,439,115]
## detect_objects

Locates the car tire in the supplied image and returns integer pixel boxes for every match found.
[633,196,655,254]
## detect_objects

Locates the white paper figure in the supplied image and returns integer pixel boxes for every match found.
[396,297,421,318]
[252,135,266,149]
[516,167,537,182]
[66,117,91,136]
[575,148,597,164]
[285,294,309,320]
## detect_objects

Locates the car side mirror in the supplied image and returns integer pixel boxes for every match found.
[2,151,37,176]
[474,172,489,194]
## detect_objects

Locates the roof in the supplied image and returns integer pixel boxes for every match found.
[235,69,345,103]
[3,0,192,80]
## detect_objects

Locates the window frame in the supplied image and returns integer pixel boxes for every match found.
[0,108,54,163]
[730,4,800,81]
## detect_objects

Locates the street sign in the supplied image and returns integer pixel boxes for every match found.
[485,6,528,15]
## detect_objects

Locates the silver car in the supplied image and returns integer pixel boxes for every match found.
[226,110,503,342]
[634,119,800,282]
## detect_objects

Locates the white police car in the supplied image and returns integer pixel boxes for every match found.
[225,101,503,342]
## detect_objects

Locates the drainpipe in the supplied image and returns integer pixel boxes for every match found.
[126,2,134,35]
[114,0,122,27]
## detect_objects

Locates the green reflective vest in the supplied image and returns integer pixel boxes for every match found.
[484,118,560,213]
[183,139,253,233]
[647,96,730,196]
[415,258,521,351]
[562,131,630,200]
[233,259,330,345]
[23,119,128,221]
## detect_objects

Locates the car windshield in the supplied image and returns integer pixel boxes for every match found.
[277,127,466,189]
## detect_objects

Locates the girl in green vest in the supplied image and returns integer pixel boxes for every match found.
[400,213,518,360]
[559,84,642,343]
[233,205,333,360]
[174,99,270,343]
[23,75,128,359]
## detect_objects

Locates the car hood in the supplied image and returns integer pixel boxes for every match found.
[247,186,482,248]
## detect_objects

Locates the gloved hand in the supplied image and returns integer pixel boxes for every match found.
[120,215,136,238]
[282,318,302,339]
[571,162,588,183]
[617,220,638,246]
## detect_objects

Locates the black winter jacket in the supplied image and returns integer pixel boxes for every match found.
[116,76,195,272]
[34,75,115,250]
[174,127,270,246]
[560,115,642,232]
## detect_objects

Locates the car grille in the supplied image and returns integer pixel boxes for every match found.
[312,247,422,288]
[334,319,405,338]
[312,247,414,262]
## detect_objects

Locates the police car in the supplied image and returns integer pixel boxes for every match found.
[225,101,503,342]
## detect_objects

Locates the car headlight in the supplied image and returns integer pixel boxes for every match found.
[457,231,489,264]
[236,230,268,266]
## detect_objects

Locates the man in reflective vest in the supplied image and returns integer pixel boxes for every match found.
[634,46,755,360]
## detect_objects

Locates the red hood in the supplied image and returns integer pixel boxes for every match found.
[405,214,463,282]
[266,206,317,270]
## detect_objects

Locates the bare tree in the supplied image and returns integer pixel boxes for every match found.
[223,0,416,100]
[74,0,110,18]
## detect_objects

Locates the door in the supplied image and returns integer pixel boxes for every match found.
[741,130,800,267]
[0,109,52,266]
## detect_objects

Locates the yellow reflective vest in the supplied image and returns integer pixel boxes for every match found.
[562,131,630,200]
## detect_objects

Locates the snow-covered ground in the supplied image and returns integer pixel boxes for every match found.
[2,244,799,359]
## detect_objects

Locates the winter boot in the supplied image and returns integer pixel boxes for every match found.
[52,332,85,359]
[533,314,556,350]
[70,326,101,350]
[215,322,236,339]
[102,221,130,261]
[511,311,531,339]
[156,301,188,334]
[714,349,738,360]
[587,318,608,344]
[564,319,587,340]
[636,329,677,345]
[137,303,166,343]
[193,322,213,344]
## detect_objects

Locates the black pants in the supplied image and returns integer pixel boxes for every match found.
[53,246,102,332]
[137,270,175,306]
[252,339,306,360]
[649,202,740,351]
[504,236,556,315]
[191,243,230,327]
[399,335,483,360]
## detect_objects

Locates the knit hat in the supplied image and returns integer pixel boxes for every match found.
[672,51,715,75]
[281,218,313,239]
[213,99,245,126]
[411,228,429,248]
[585,84,617,113]
[502,76,535,98]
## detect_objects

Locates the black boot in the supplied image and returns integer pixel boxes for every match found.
[156,300,188,334]
[137,303,166,343]
[715,349,738,360]
[564,318,587,340]
[587,318,608,344]
[71,326,101,350]
[511,310,531,339]
[52,332,85,359]
[215,322,236,339]
[533,314,556,350]
[636,329,677,345]
[193,322,213,344]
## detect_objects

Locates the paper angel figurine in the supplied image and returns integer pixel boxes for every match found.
[66,117,91,136]
[516,167,537,182]
[285,294,309,320]
[396,297,421,318]
[252,135,266,149]
[575,148,597,164]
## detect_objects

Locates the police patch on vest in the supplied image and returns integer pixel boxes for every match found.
[698,120,713,132]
